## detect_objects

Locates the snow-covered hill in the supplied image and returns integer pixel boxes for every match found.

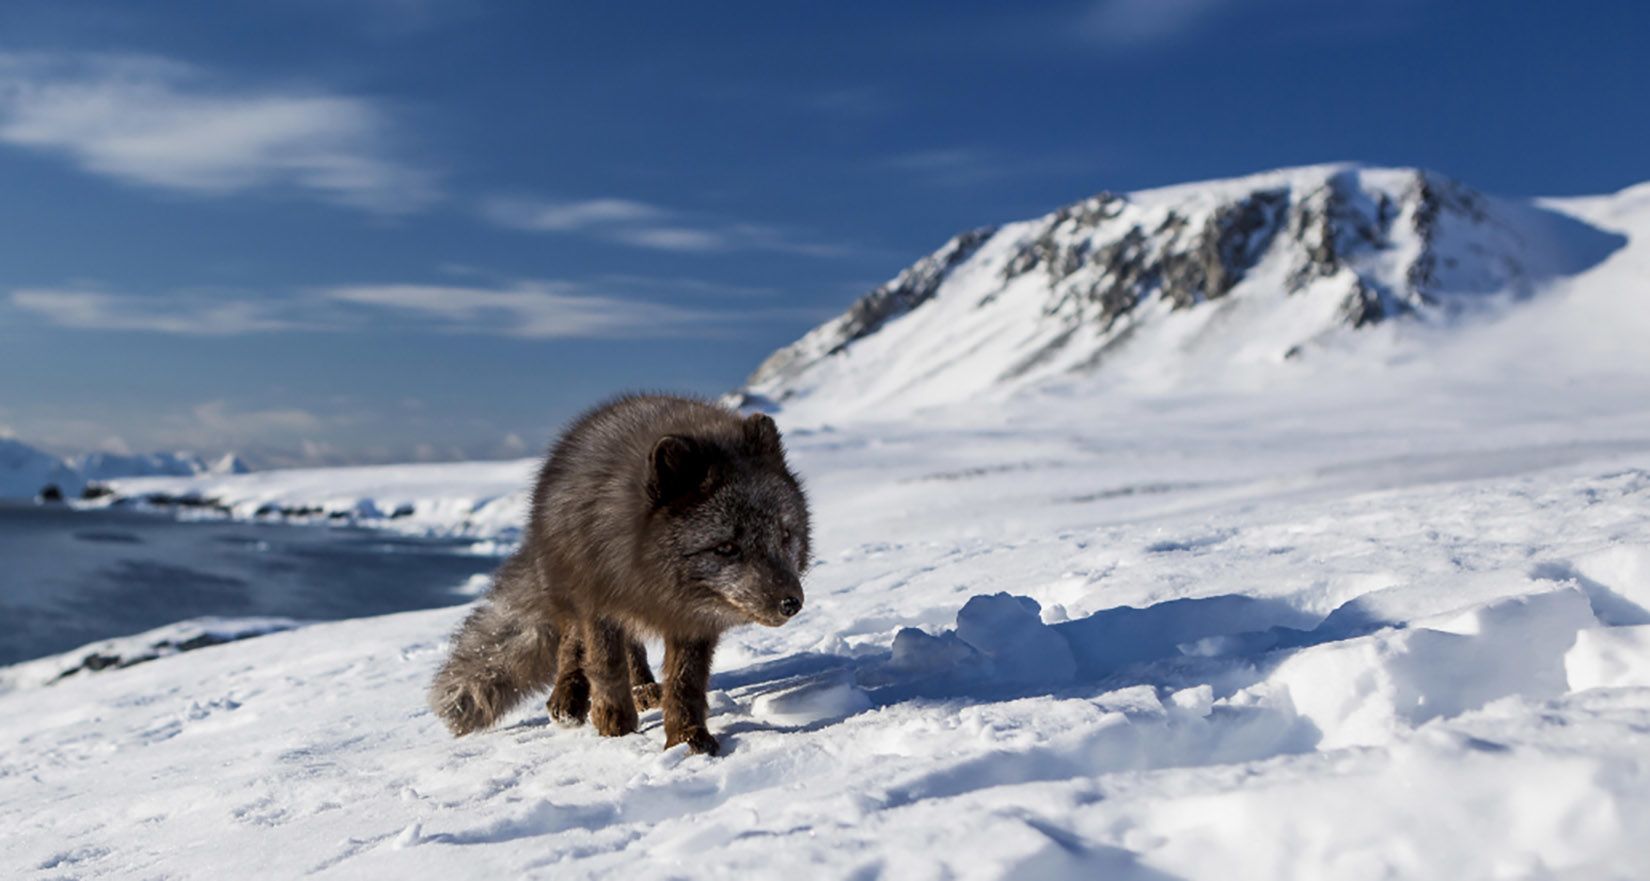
[72,450,249,484]
[4,390,1650,879]
[0,437,79,499]
[742,164,1628,419]
[0,441,251,499]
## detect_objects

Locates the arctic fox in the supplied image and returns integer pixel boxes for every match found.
[429,394,811,755]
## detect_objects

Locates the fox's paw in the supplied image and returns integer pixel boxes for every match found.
[632,682,663,711]
[665,725,720,756]
[591,700,639,737]
[547,681,590,728]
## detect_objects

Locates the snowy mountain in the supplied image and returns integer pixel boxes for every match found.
[71,450,250,483]
[0,437,80,499]
[0,442,252,499]
[742,164,1625,417]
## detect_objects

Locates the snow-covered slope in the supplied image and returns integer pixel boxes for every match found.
[4,394,1650,879]
[742,164,1626,419]
[100,458,536,539]
[0,436,79,498]
[0,443,253,499]
[72,450,249,483]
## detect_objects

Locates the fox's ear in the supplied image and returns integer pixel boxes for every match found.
[647,435,711,505]
[743,413,783,459]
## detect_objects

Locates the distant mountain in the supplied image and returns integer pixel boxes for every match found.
[740,164,1626,417]
[0,442,253,499]
[0,438,81,500]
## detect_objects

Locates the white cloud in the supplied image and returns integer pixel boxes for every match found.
[0,52,433,213]
[323,281,711,339]
[880,147,1004,186]
[1081,0,1229,45]
[191,400,324,436]
[481,197,667,232]
[499,433,529,456]
[611,225,733,253]
[9,288,302,335]
[481,194,849,256]
[879,146,1102,189]
[9,276,752,340]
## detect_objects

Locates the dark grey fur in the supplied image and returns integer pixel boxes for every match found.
[428,394,811,755]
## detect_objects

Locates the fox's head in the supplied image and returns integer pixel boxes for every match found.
[645,413,811,627]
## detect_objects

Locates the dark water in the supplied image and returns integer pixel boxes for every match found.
[0,502,500,665]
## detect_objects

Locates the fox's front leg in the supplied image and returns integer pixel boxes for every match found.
[628,638,662,711]
[584,617,639,737]
[546,626,590,727]
[662,635,719,755]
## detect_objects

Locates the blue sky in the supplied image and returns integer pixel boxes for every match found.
[0,1,1645,465]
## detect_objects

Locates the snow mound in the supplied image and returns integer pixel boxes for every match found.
[1567,625,1650,690]
[1261,587,1597,748]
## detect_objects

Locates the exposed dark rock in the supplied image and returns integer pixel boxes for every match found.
[828,225,997,355]
[48,625,294,685]
[38,484,64,503]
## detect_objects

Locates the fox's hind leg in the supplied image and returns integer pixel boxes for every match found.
[546,625,591,727]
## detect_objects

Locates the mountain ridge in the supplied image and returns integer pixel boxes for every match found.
[741,163,1628,417]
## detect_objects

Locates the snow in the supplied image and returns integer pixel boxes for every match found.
[1568,626,1650,691]
[741,165,1630,423]
[0,616,301,693]
[6,401,1650,878]
[97,458,536,539]
[0,436,78,498]
[3,166,1650,878]
[0,441,254,500]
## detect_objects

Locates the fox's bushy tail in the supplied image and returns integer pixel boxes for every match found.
[428,554,558,736]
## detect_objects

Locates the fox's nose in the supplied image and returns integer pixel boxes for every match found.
[778,595,802,618]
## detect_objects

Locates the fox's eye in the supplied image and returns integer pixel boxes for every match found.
[781,526,792,542]
[713,542,740,558]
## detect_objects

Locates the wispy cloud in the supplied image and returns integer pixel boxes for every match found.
[0,52,434,213]
[480,195,850,257]
[322,282,712,339]
[9,288,306,335]
[8,279,723,339]
[880,146,1099,188]
[1076,0,1416,48]
[881,147,1005,186]
[481,197,667,232]
[1080,0,1229,46]
[190,400,324,436]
